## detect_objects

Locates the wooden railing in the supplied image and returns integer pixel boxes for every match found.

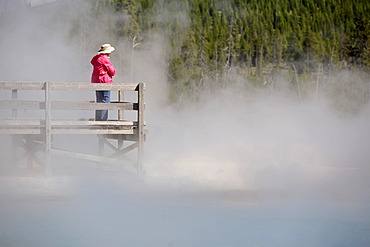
[0,81,147,174]
[0,82,145,134]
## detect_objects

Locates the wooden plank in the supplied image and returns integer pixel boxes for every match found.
[45,82,52,173]
[51,148,139,173]
[52,101,137,110]
[0,129,42,134]
[52,120,139,126]
[99,136,119,152]
[109,142,138,158]
[0,128,144,135]
[50,82,143,91]
[0,100,44,110]
[0,119,142,127]
[118,90,125,120]
[12,89,17,117]
[137,83,145,174]
[0,82,45,90]
[0,129,135,135]
[51,129,137,134]
[104,134,138,141]
[0,100,137,110]
[51,148,120,164]
[0,119,42,126]
[118,89,124,150]
[0,82,145,91]
[103,130,147,140]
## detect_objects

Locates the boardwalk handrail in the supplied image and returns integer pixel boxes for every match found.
[0,81,146,135]
[0,81,147,174]
[0,81,144,91]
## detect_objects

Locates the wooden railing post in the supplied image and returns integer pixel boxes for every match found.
[137,83,145,174]
[11,89,18,168]
[118,90,124,150]
[118,90,125,121]
[44,82,52,175]
[12,89,17,118]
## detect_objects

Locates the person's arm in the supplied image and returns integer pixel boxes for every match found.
[103,57,116,77]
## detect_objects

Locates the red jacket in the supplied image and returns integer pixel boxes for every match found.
[90,54,116,83]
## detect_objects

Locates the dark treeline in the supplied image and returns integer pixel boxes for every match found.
[93,0,370,102]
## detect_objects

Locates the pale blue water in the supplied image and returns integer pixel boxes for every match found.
[0,175,369,247]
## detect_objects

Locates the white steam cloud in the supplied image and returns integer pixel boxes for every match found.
[0,1,369,246]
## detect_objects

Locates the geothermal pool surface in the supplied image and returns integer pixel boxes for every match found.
[0,173,369,247]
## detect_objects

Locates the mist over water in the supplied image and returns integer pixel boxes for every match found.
[0,1,370,246]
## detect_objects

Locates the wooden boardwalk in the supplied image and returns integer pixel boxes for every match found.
[0,81,147,175]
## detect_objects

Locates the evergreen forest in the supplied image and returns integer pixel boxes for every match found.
[91,0,369,106]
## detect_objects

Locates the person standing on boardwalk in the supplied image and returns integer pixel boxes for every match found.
[91,44,116,121]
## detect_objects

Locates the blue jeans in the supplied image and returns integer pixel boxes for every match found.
[95,90,110,121]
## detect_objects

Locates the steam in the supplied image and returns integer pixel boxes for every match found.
[0,0,369,200]
[145,84,370,196]
[0,1,369,246]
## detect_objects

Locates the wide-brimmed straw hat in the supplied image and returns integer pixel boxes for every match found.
[98,44,115,54]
